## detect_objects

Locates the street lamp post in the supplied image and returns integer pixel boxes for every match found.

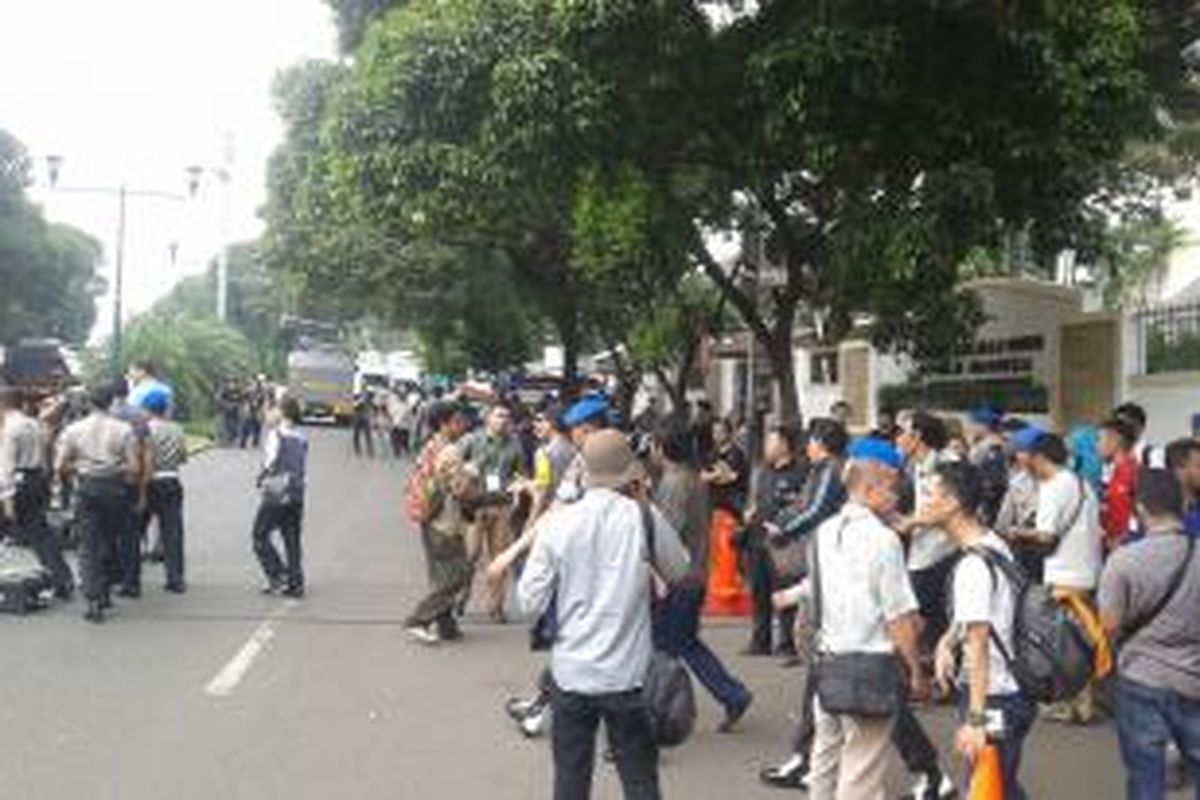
[45,156,200,375]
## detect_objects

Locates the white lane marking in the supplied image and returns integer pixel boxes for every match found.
[205,602,296,697]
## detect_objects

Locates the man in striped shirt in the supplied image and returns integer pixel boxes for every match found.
[139,388,188,593]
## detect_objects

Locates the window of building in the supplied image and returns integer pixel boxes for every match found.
[810,350,839,385]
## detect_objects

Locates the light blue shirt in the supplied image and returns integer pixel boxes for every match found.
[517,489,689,694]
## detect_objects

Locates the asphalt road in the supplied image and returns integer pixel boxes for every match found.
[0,428,1178,799]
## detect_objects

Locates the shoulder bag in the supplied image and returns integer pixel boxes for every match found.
[638,501,696,748]
[810,516,904,717]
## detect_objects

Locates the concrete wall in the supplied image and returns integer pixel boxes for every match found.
[1128,372,1200,442]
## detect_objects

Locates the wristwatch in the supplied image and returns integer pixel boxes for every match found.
[967,710,988,728]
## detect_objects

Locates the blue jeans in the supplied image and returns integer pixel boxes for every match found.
[1116,677,1200,800]
[652,580,750,713]
[955,691,1036,799]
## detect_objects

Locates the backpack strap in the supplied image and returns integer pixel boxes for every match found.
[1121,535,1196,644]
[639,499,664,590]
[958,545,1024,671]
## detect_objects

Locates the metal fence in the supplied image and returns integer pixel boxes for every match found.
[1135,302,1200,374]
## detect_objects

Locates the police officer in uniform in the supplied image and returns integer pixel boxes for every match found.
[0,384,74,598]
[56,383,140,623]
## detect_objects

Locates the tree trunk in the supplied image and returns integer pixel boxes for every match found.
[766,331,801,426]
[556,313,580,398]
[653,365,686,414]
[606,342,640,424]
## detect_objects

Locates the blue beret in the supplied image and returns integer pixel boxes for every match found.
[562,394,609,428]
[1010,425,1045,453]
[969,405,1004,428]
[847,437,904,471]
[138,385,171,415]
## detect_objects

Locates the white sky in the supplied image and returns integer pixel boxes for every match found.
[0,0,336,341]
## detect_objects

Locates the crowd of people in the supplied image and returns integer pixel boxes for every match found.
[4,358,1198,799]
[214,374,272,449]
[402,392,1199,800]
[0,359,312,621]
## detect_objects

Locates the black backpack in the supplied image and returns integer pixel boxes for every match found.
[961,546,1095,704]
[638,502,696,748]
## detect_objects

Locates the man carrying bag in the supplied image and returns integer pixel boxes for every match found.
[808,438,925,800]
[517,430,690,800]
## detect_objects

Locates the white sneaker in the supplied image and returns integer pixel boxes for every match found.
[505,696,541,722]
[520,707,550,738]
[405,624,440,645]
[901,771,956,800]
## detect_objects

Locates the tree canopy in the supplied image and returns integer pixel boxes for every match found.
[0,128,103,345]
[265,0,1168,419]
[152,241,292,376]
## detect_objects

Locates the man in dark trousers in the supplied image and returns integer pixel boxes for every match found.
[653,418,754,732]
[0,384,74,599]
[742,423,808,657]
[140,388,188,593]
[252,398,309,597]
[56,383,140,622]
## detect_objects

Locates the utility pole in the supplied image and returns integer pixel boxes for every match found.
[112,184,127,374]
[216,134,235,321]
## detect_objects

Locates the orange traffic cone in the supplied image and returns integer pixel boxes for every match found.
[968,745,1003,800]
[703,508,752,616]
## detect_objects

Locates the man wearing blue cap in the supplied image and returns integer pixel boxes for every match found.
[965,406,1008,527]
[495,393,607,738]
[139,388,188,593]
[807,437,925,800]
[128,360,173,418]
[996,425,1047,581]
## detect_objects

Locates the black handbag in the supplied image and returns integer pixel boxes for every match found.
[810,517,903,718]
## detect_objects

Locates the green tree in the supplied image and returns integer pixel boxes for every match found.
[153,241,292,375]
[664,1,1153,419]
[114,313,255,427]
[0,129,102,345]
[265,1,1156,422]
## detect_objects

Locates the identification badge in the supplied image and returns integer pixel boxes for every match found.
[486,473,502,493]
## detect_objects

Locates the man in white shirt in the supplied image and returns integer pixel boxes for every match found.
[925,462,1036,799]
[894,413,959,800]
[517,429,689,800]
[1011,431,1106,724]
[808,439,924,800]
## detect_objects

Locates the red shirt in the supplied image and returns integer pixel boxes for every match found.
[1102,453,1138,550]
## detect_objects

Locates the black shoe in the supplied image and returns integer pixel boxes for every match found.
[280,586,305,598]
[83,600,105,624]
[759,757,810,790]
[116,585,141,599]
[742,644,772,657]
[718,691,753,733]
[54,585,75,601]
[163,582,187,594]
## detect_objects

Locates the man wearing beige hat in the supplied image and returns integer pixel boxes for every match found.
[518,429,689,800]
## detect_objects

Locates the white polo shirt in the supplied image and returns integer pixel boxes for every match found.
[814,502,918,655]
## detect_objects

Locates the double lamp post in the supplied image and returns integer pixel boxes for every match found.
[44,151,232,375]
